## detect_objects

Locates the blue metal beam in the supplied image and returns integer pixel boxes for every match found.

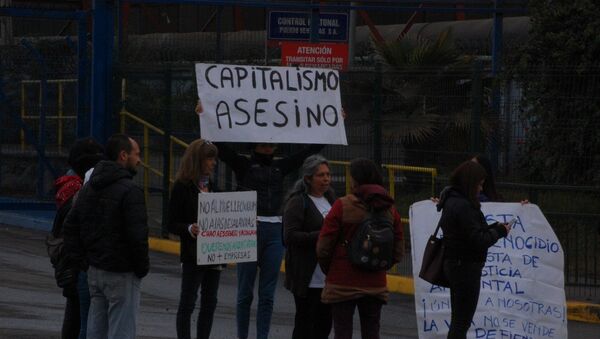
[91,0,115,143]
[127,0,528,14]
[0,202,56,210]
[0,7,86,20]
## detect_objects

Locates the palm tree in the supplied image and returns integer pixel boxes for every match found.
[373,28,496,169]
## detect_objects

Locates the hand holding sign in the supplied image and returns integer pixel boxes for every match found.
[196,100,204,115]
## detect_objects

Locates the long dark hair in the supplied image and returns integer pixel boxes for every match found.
[350,158,384,187]
[473,154,499,201]
[450,160,487,208]
[175,139,218,185]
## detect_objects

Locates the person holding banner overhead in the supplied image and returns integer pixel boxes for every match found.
[197,100,325,339]
[436,160,512,339]
[167,139,222,339]
[283,154,335,339]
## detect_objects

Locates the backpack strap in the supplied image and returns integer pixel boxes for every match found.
[432,219,443,237]
[339,195,374,247]
[340,194,367,224]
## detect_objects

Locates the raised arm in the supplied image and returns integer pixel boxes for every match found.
[279,144,326,175]
[459,207,509,251]
[214,142,249,175]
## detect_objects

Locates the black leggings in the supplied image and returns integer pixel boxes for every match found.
[443,259,484,339]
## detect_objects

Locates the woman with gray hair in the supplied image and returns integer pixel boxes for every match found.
[283,154,335,339]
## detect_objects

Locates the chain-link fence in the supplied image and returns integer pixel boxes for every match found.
[1,1,598,298]
[0,9,83,200]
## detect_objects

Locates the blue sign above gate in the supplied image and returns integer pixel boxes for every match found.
[268,11,349,42]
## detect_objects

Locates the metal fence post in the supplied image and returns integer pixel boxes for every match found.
[470,59,483,153]
[373,63,382,165]
[490,0,504,171]
[216,5,222,63]
[76,14,88,138]
[310,0,319,43]
[161,69,172,238]
[91,0,115,143]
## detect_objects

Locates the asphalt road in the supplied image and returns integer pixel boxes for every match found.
[1,224,598,338]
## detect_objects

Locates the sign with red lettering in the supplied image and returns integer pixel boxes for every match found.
[281,42,348,71]
[197,191,257,265]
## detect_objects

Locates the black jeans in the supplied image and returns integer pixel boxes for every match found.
[292,288,332,339]
[176,263,221,339]
[331,296,383,339]
[62,294,80,339]
[443,259,485,339]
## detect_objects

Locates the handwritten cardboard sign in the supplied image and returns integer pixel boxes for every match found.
[195,63,347,145]
[196,191,257,265]
[409,201,567,338]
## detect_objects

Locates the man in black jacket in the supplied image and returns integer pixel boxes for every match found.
[64,133,149,339]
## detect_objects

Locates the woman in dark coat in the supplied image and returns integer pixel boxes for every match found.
[50,137,104,339]
[168,139,221,339]
[436,161,511,339]
[283,154,335,339]
[317,158,404,339]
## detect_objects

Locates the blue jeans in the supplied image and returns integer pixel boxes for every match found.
[77,271,90,339]
[176,263,221,339]
[236,221,285,339]
[86,266,141,339]
[443,259,484,339]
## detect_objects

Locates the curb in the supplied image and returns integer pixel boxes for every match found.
[148,236,600,325]
[566,301,600,324]
[1,212,597,326]
[0,210,55,232]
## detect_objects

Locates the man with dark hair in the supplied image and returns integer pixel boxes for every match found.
[104,133,134,162]
[64,133,149,339]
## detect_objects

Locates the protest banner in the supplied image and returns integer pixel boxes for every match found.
[196,191,257,265]
[410,201,567,339]
[195,63,348,145]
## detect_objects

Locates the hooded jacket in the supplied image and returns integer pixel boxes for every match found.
[436,186,508,263]
[63,160,149,278]
[316,184,404,303]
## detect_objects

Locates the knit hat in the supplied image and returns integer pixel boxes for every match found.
[68,137,105,178]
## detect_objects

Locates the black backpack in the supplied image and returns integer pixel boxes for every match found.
[345,209,395,271]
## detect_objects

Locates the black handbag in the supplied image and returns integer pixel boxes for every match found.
[418,221,450,288]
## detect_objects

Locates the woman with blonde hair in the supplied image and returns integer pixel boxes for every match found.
[168,139,221,339]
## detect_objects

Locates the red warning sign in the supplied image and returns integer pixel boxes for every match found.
[280,42,349,71]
